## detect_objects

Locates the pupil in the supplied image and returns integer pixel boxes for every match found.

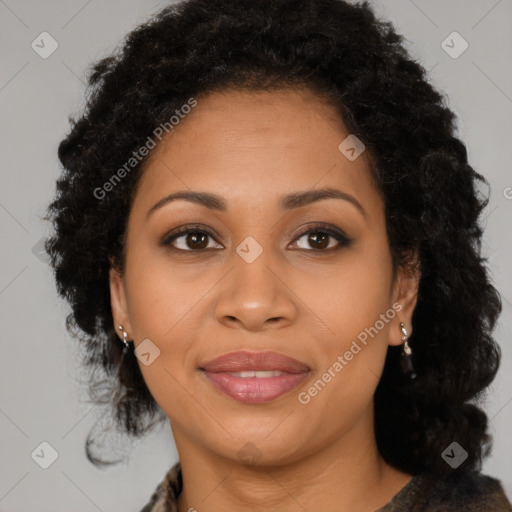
[188,232,207,249]
[184,231,331,250]
[310,232,328,249]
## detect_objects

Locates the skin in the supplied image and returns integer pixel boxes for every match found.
[110,87,420,512]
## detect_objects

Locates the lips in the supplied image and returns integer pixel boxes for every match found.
[200,350,310,404]
[201,350,310,373]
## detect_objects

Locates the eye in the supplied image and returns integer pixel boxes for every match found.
[162,225,223,251]
[289,224,351,252]
[161,223,351,253]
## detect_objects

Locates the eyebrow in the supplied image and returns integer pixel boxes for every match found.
[146,187,366,219]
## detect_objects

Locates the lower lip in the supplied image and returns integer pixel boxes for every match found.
[201,371,310,404]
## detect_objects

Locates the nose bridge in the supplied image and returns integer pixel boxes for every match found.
[214,236,296,330]
[235,241,276,294]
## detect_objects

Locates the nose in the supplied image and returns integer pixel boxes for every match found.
[214,249,297,332]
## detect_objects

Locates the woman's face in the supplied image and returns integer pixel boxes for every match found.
[110,87,419,466]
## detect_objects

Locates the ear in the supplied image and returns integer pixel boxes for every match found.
[388,251,421,347]
[109,265,132,339]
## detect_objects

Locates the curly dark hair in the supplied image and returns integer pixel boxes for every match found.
[44,0,502,474]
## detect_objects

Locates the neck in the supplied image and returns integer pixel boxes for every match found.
[172,409,411,512]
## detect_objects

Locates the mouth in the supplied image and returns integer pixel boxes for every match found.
[199,350,311,404]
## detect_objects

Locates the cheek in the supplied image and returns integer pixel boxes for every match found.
[123,241,208,339]
[122,271,198,418]
[122,246,218,408]
[294,238,394,342]
[298,291,392,431]
[295,240,394,408]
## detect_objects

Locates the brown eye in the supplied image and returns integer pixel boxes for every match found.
[162,227,223,251]
[291,225,351,252]
[183,232,209,250]
[306,232,330,250]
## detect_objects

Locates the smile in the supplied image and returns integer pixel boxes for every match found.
[202,370,310,404]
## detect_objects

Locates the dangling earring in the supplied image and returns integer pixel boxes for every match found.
[118,325,131,355]
[399,322,417,379]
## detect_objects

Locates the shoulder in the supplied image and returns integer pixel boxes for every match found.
[139,461,182,512]
[415,468,512,511]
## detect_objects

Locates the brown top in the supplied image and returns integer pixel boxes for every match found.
[140,461,512,512]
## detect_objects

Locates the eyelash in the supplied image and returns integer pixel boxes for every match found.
[161,223,352,253]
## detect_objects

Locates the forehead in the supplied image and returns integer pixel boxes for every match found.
[132,87,380,213]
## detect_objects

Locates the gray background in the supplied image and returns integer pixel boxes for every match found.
[0,0,511,510]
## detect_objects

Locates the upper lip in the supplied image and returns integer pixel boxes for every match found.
[200,350,310,373]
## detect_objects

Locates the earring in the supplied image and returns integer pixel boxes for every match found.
[399,322,417,379]
[118,325,131,355]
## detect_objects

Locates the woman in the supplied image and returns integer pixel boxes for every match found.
[45,0,512,510]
